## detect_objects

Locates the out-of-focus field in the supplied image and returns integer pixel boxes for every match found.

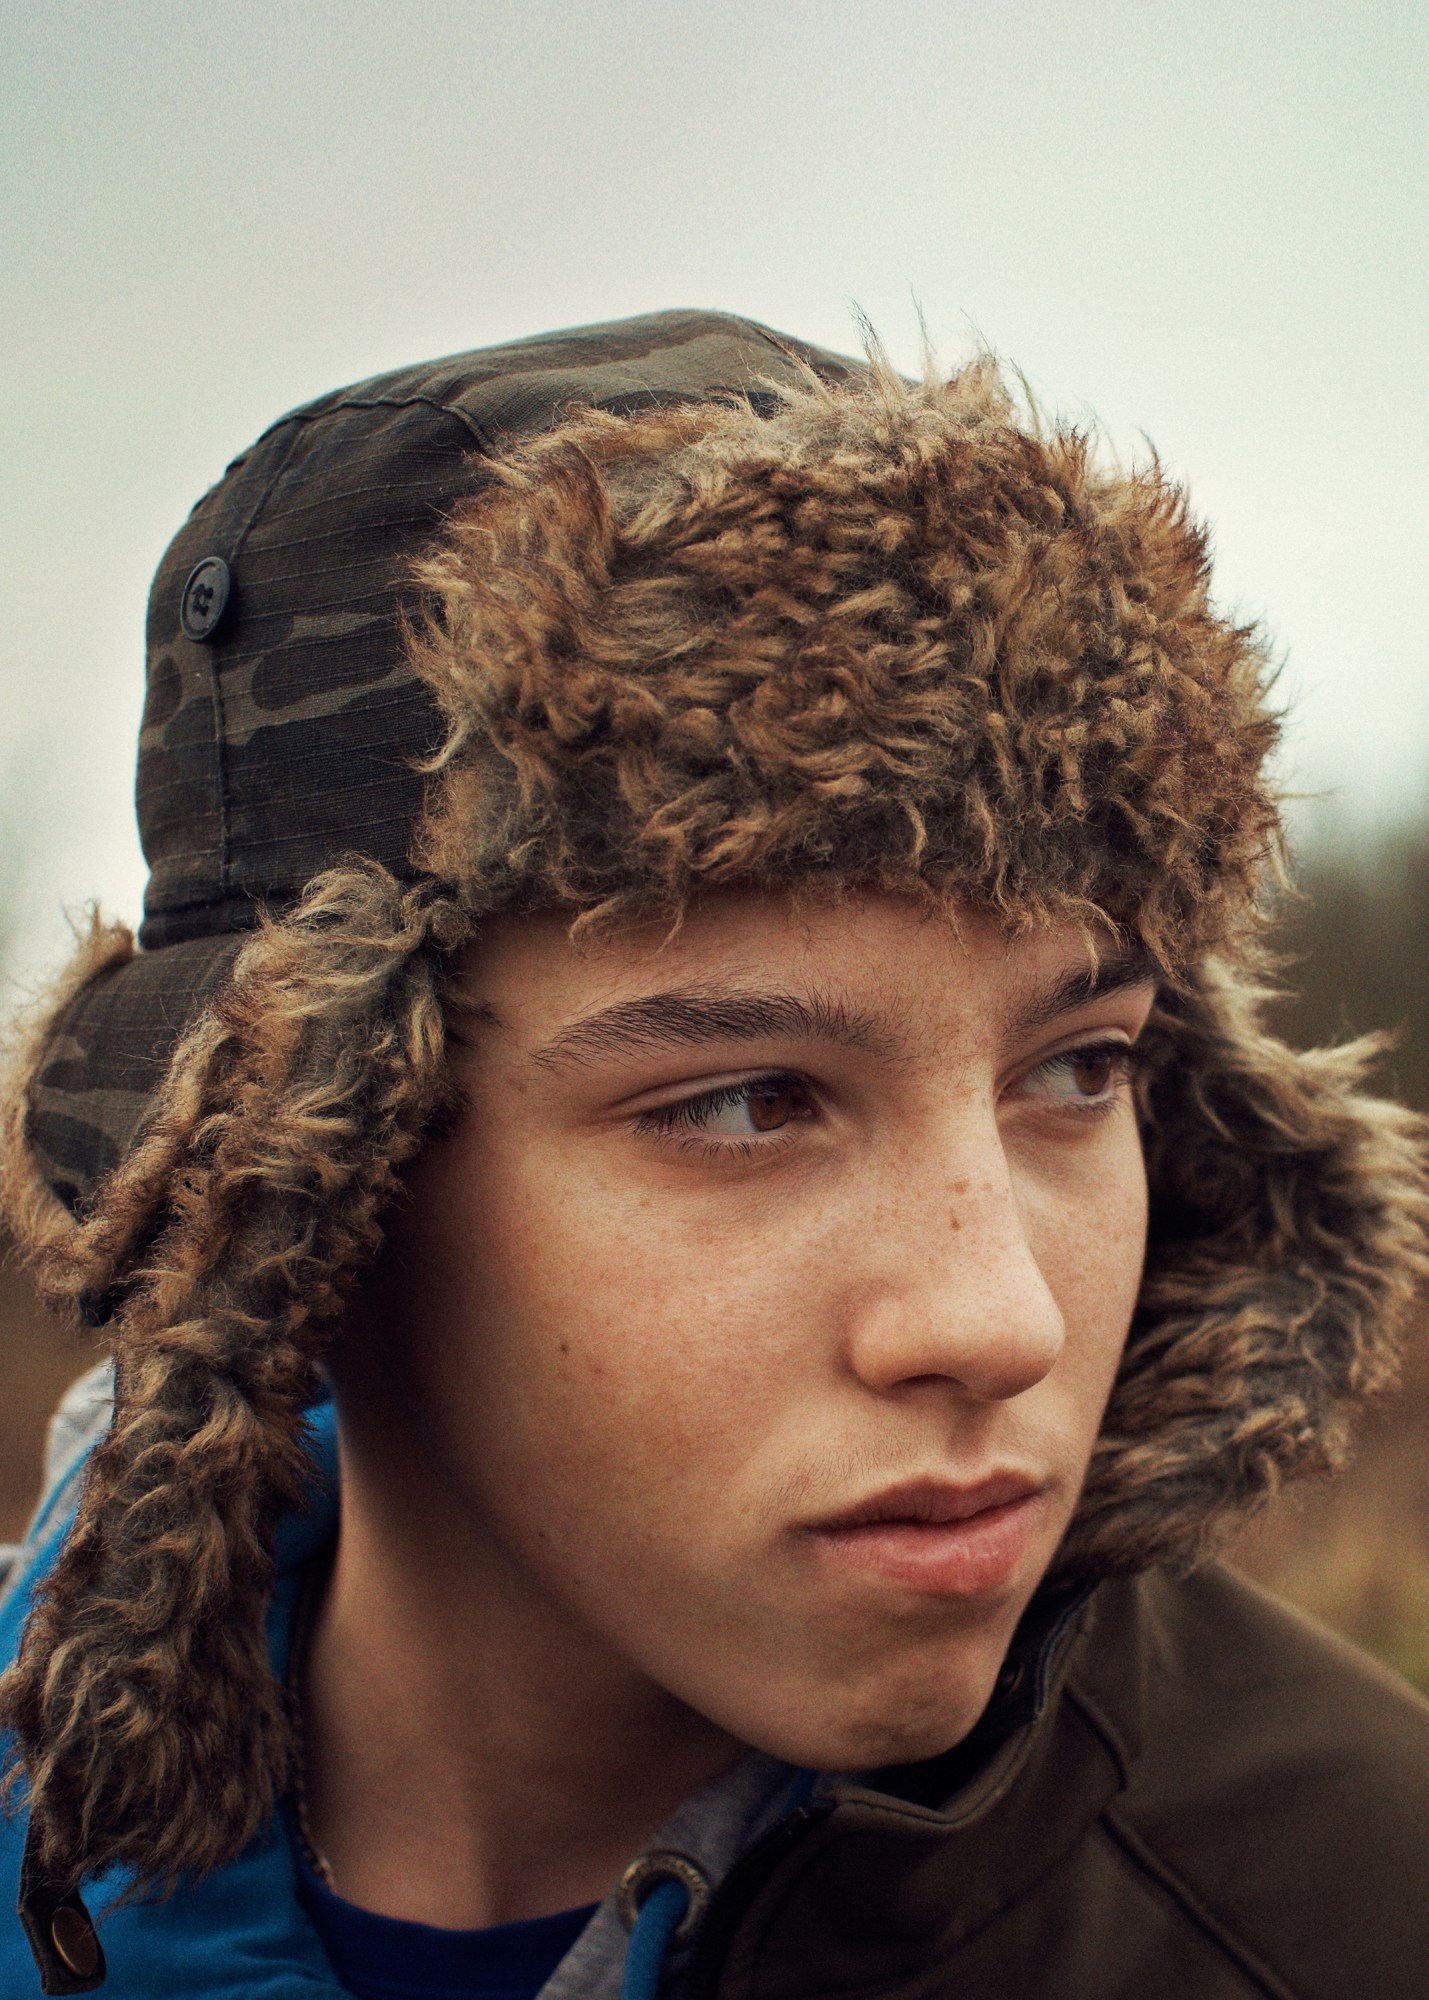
[0,1260,104,1543]
[2,836,1427,1695]
[1226,832,1429,1696]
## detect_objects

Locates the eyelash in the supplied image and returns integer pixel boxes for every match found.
[1022,1038,1143,1120]
[631,1039,1142,1158]
[632,1072,809,1159]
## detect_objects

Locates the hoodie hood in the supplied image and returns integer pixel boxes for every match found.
[2,312,1426,1918]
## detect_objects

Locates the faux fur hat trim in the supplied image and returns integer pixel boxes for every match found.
[2,358,1426,1903]
[2,869,468,1897]
[1063,962,1429,1575]
[408,356,1280,971]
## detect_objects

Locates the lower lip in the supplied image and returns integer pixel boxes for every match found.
[809,1493,1047,1597]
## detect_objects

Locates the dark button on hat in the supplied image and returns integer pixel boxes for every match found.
[179,556,232,641]
[23,311,860,1219]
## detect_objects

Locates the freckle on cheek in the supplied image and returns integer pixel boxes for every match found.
[949,1209,961,1232]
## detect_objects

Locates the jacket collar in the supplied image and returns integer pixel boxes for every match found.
[8,1385,1118,1999]
[684,1588,1117,2000]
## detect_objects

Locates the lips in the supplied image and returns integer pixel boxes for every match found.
[805,1472,1049,1597]
[818,1471,1043,1531]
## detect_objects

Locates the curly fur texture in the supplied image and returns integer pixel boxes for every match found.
[2,357,1426,1901]
[1063,964,1429,1575]
[409,358,1280,968]
[2,869,468,1894]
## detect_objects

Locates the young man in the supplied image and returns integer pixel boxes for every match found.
[2,308,1428,1999]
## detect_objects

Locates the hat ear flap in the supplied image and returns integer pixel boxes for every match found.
[0,916,139,1303]
[0,865,467,1900]
[1061,961,1429,1579]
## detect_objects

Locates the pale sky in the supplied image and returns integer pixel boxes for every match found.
[3,0,1426,986]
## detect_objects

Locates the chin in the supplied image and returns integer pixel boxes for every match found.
[741,1651,1006,1774]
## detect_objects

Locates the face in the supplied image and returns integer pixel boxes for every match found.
[347,888,1155,1771]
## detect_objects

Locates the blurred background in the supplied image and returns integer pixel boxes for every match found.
[3,1,1426,1685]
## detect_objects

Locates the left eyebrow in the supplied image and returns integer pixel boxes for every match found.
[1008,950,1159,1040]
[531,987,905,1073]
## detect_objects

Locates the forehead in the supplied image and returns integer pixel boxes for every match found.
[453,888,1152,1061]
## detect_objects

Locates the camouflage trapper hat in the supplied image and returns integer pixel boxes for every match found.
[22,310,859,1215]
[3,308,1428,1936]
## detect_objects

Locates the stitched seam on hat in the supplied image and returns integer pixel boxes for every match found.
[231,527,436,569]
[292,394,495,450]
[210,421,308,898]
[240,393,497,457]
[200,401,483,907]
[242,470,467,524]
[226,421,309,572]
[1098,1806,1301,2000]
[208,656,233,899]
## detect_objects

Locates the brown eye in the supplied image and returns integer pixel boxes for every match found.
[638,1071,818,1147]
[746,1080,800,1131]
[1069,1049,1115,1097]
[1016,1040,1137,1112]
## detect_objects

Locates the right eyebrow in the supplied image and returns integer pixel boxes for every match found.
[1007,948,1160,1040]
[530,987,905,1073]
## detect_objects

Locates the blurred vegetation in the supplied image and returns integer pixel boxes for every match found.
[1227,824,1429,1694]
[0,1260,103,1540]
[2,831,1428,1696]
[1268,831,1429,1112]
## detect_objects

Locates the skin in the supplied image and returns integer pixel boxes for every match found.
[307,887,1156,1927]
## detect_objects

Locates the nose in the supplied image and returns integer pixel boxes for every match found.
[843,1135,1066,1404]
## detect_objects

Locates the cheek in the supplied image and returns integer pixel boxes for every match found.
[1028,1118,1149,1414]
[398,1127,830,1557]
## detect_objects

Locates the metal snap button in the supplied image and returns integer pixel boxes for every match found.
[49,1902,102,1980]
[180,556,232,641]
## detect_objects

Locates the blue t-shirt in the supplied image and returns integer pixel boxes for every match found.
[294,1837,596,2000]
